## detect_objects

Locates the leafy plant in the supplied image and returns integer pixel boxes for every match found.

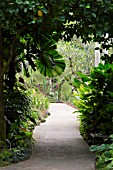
[60,81,72,102]
[0,141,33,166]
[32,88,49,111]
[0,149,13,166]
[73,61,113,144]
[0,74,50,166]
[90,135,113,170]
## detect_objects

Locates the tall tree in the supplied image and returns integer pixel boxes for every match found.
[0,29,6,145]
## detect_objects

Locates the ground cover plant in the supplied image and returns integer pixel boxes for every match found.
[90,135,113,170]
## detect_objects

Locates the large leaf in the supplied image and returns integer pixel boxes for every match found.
[73,78,81,88]
[77,71,90,82]
[36,49,66,77]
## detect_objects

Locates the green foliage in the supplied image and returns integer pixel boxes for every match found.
[2,0,113,80]
[1,0,67,80]
[90,135,113,170]
[61,81,72,102]
[56,36,95,103]
[0,149,13,166]
[31,88,49,110]
[35,36,66,77]
[19,70,50,111]
[18,35,66,79]
[57,36,95,75]
[63,0,113,43]
[0,79,49,166]
[0,141,33,166]
[73,60,113,144]
[4,88,36,146]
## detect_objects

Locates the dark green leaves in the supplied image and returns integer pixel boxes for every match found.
[41,7,48,14]
[76,71,90,82]
[73,54,113,147]
[57,16,65,22]
[92,13,96,18]
[24,1,30,5]
[85,4,90,9]
[36,50,66,77]
[73,78,81,88]
[90,139,113,169]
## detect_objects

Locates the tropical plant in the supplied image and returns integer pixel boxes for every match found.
[90,135,113,170]
[4,87,36,143]
[0,76,50,165]
[73,61,113,144]
[0,86,36,165]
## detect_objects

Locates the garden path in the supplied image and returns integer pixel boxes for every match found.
[1,103,95,170]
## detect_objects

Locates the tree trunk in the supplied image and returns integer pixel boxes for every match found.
[95,42,100,67]
[0,28,6,147]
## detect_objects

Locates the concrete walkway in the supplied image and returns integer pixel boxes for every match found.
[1,103,95,170]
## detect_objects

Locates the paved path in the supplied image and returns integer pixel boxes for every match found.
[1,103,95,170]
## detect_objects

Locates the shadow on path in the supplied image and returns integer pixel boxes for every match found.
[1,103,95,170]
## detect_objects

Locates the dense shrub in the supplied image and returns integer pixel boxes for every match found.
[1,83,49,166]
[73,62,113,144]
[3,88,36,157]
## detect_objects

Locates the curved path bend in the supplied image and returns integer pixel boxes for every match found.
[1,103,95,170]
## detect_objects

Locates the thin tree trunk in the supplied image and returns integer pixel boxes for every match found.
[0,28,6,147]
[95,42,100,67]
